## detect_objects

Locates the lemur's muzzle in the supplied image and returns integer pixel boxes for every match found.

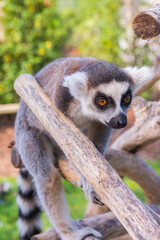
[108,113,127,129]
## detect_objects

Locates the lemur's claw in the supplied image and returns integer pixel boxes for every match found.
[80,178,104,206]
[91,192,104,206]
[83,235,103,240]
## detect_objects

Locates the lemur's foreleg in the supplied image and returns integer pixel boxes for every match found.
[16,128,102,240]
[79,122,112,206]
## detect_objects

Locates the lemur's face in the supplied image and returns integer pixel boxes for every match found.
[80,80,132,128]
[63,61,154,129]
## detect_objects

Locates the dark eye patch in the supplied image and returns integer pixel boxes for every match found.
[94,92,115,110]
[121,88,132,109]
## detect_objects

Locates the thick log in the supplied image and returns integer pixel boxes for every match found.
[14,74,160,240]
[111,97,160,152]
[31,205,160,240]
[132,4,160,40]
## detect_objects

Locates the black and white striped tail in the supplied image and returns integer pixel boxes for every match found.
[17,169,42,240]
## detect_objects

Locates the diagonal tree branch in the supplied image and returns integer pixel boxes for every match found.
[111,97,160,152]
[14,74,160,240]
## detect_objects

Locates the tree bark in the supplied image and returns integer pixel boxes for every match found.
[59,149,160,205]
[31,211,127,240]
[111,97,160,152]
[14,74,160,240]
[132,4,160,40]
[31,205,160,240]
[12,145,160,205]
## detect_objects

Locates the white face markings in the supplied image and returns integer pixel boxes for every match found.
[63,65,155,127]
[80,80,131,125]
[63,71,132,126]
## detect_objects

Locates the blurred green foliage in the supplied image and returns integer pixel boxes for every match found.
[0,158,160,240]
[0,178,18,240]
[0,0,71,103]
[0,0,123,104]
[0,178,87,240]
[71,0,123,64]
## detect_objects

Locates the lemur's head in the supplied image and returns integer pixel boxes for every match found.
[63,61,154,129]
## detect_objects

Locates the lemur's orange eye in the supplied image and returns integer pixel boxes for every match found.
[124,96,131,104]
[98,98,107,106]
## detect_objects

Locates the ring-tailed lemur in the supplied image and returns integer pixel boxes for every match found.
[15,57,154,240]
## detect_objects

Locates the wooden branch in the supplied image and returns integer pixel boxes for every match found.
[111,97,160,152]
[105,149,160,205]
[0,103,19,115]
[132,4,160,40]
[11,144,160,205]
[60,147,160,217]
[31,211,127,240]
[14,74,160,240]
[59,148,160,205]
[85,202,110,218]
[31,205,160,240]
[12,143,160,219]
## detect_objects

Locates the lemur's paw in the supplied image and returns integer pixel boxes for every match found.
[62,227,103,240]
[80,179,104,206]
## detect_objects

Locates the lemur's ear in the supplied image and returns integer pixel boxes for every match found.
[63,72,87,98]
[124,66,155,89]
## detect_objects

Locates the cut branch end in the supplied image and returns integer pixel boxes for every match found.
[132,5,160,40]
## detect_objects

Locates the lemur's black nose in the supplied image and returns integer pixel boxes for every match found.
[108,113,127,129]
[117,114,127,128]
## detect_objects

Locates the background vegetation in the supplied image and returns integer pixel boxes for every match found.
[1,0,157,104]
[0,0,72,103]
[0,178,87,240]
[0,159,160,240]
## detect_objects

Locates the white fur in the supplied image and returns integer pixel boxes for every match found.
[63,72,88,99]
[17,172,33,193]
[18,218,42,237]
[76,80,130,125]
[17,195,40,215]
[67,100,90,129]
[124,66,155,87]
